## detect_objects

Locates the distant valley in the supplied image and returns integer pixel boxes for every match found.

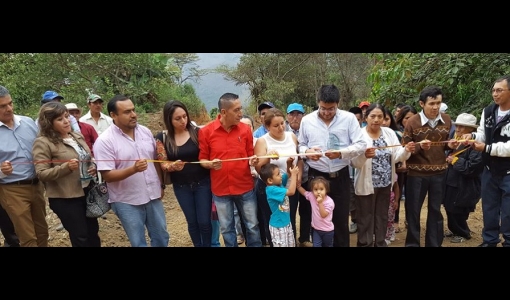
[189,53,250,113]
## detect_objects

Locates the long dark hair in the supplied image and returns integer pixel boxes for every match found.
[37,101,69,144]
[162,100,198,156]
[395,105,418,130]
[382,106,399,131]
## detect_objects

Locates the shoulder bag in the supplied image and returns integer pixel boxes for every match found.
[86,177,111,218]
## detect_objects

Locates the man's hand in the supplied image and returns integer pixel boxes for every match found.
[306,146,323,161]
[133,159,148,173]
[472,142,486,152]
[324,150,341,160]
[420,139,431,151]
[1,161,13,176]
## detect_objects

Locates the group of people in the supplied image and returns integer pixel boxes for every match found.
[2,74,510,248]
[0,87,116,247]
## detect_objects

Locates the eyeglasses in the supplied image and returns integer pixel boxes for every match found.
[491,88,509,94]
[319,106,337,113]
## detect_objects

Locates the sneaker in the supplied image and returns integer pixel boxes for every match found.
[451,235,465,243]
[237,234,245,245]
[390,231,396,242]
[55,223,64,231]
[349,222,358,234]
[299,241,313,247]
[385,239,391,246]
[444,230,453,237]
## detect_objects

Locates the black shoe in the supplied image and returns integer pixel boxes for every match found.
[478,243,498,247]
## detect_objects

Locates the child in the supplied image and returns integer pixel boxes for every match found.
[259,159,299,247]
[296,176,335,247]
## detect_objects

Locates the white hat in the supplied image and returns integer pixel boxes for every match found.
[440,103,448,113]
[453,113,478,128]
[65,103,81,113]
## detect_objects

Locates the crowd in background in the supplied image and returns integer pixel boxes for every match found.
[2,74,510,247]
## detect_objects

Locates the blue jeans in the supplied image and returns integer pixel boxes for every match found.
[313,229,334,247]
[234,206,243,236]
[111,199,169,247]
[213,189,262,247]
[481,168,510,246]
[173,177,213,247]
[211,220,221,247]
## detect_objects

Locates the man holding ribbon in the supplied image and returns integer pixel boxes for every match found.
[198,92,261,247]
[402,86,452,247]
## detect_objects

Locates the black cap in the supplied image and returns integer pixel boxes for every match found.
[257,101,275,112]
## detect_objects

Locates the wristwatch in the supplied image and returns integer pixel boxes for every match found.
[161,184,166,190]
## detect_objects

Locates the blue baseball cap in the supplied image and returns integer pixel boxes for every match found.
[286,103,305,114]
[42,90,64,104]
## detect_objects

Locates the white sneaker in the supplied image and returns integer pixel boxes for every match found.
[55,223,64,231]
[390,231,396,242]
[385,239,391,245]
[349,222,357,234]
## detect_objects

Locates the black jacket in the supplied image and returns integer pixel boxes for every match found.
[443,144,483,211]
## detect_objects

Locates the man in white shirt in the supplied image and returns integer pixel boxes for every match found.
[79,94,113,135]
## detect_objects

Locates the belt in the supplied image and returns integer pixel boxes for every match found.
[309,168,342,179]
[3,178,39,185]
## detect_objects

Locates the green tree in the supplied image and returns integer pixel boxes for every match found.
[217,53,374,113]
[0,53,208,120]
[367,53,510,119]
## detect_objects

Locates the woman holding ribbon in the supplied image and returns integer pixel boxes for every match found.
[254,107,303,246]
[350,103,414,247]
[155,100,213,247]
[32,101,100,247]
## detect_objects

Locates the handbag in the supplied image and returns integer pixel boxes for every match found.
[86,177,111,218]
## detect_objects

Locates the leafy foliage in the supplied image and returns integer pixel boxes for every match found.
[217,53,374,114]
[0,53,208,120]
[367,53,510,119]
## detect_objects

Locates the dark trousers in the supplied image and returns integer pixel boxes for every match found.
[309,167,350,247]
[446,211,471,238]
[405,173,445,247]
[0,203,19,247]
[255,178,273,246]
[289,191,299,243]
[49,195,101,247]
[395,171,407,223]
[298,180,312,243]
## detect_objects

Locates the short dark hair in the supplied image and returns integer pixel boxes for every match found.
[218,93,239,110]
[494,75,510,87]
[348,106,362,115]
[259,163,279,185]
[419,86,443,104]
[107,94,130,115]
[316,84,340,104]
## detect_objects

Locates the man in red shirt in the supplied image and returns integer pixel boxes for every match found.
[199,92,261,247]
[65,103,98,157]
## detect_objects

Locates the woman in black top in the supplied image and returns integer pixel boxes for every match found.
[155,100,212,247]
